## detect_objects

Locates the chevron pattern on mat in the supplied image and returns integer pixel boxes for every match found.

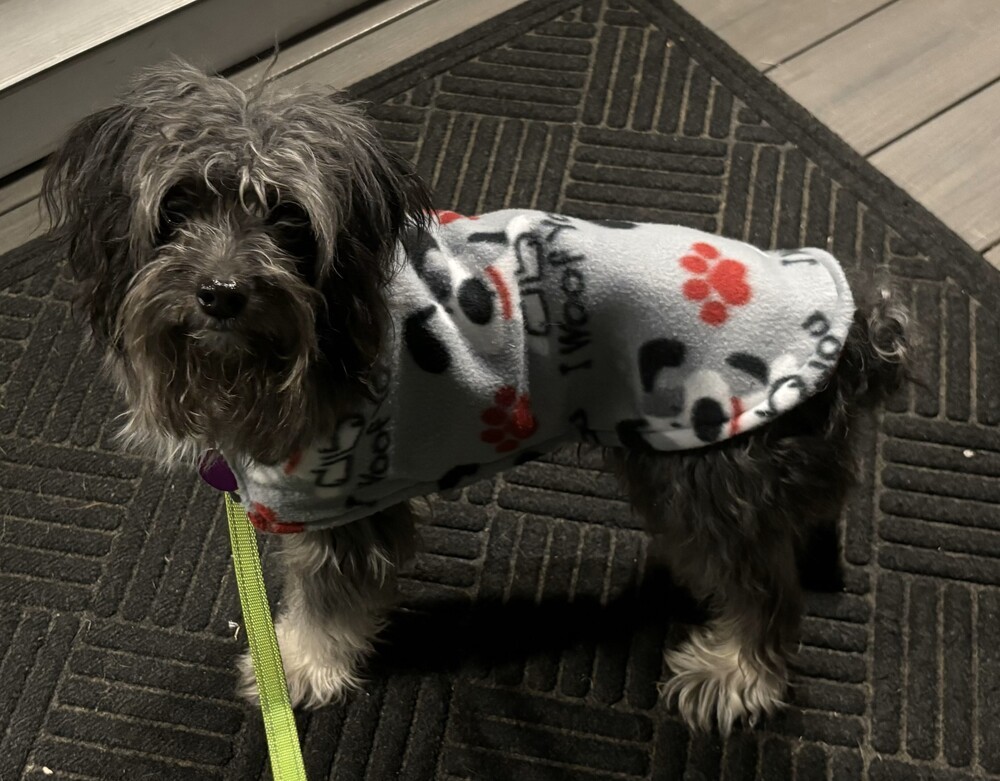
[2,0,999,778]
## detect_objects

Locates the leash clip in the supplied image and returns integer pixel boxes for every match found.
[199,449,239,492]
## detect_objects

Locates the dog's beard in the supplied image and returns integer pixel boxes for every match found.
[111,239,333,465]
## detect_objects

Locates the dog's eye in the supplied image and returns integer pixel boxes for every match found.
[269,201,310,228]
[269,201,318,280]
[156,185,194,243]
[162,203,185,227]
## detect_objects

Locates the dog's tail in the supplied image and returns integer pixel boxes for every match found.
[839,287,910,405]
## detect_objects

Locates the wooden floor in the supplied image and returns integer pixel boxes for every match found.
[677,0,1000,269]
[2,0,999,270]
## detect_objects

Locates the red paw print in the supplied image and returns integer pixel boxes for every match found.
[680,242,752,326]
[480,386,537,453]
[434,210,480,225]
[248,503,305,534]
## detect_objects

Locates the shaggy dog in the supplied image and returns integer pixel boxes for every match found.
[42,61,907,734]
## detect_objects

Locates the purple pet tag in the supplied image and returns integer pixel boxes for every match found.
[199,450,238,492]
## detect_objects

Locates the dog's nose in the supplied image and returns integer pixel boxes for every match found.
[196,280,247,319]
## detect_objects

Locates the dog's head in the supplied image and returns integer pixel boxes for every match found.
[43,61,431,464]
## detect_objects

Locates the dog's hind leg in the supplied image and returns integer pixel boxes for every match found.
[612,444,810,736]
[237,503,417,709]
[657,530,800,736]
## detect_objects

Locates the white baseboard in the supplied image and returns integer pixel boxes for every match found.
[0,0,369,179]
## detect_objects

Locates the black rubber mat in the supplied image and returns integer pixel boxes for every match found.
[2,0,1000,778]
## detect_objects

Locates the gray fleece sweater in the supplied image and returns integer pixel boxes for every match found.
[216,210,855,533]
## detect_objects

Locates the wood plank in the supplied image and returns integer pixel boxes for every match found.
[986,245,1000,273]
[0,168,43,216]
[0,200,47,258]
[274,0,529,90]
[233,0,437,88]
[770,0,1000,154]
[0,0,368,178]
[871,81,1000,251]
[674,0,890,70]
[0,0,197,91]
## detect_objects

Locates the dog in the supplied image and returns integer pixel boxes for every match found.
[42,61,907,735]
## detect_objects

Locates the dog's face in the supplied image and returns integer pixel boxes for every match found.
[43,62,431,464]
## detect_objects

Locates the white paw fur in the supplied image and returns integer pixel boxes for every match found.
[661,623,786,735]
[237,613,375,709]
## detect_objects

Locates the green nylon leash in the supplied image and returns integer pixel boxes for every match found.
[226,492,308,781]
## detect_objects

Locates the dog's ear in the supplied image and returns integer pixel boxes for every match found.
[338,141,433,282]
[318,127,433,397]
[42,59,217,343]
[43,103,138,344]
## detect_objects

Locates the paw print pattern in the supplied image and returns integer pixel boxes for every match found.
[480,386,538,453]
[680,242,752,326]
[434,210,479,225]
[248,503,305,534]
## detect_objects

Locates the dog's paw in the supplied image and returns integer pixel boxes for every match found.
[236,622,365,709]
[661,625,786,735]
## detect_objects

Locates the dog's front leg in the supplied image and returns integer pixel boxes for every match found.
[237,503,417,709]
